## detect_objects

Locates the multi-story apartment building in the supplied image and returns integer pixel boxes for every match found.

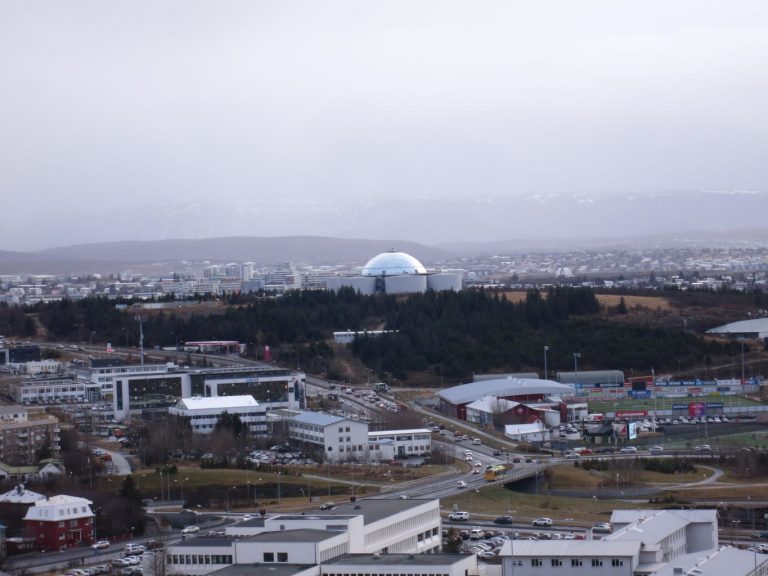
[0,407,60,466]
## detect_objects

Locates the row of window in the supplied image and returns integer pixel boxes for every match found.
[168,554,233,565]
[525,558,625,568]
[263,552,288,562]
[416,527,439,542]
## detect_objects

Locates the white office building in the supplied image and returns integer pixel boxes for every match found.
[287,412,368,462]
[166,498,443,576]
[367,429,432,458]
[500,508,768,576]
[168,396,262,434]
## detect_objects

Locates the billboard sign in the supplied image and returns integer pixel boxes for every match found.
[616,410,647,420]
[688,402,706,418]
[629,390,652,399]
[627,421,639,440]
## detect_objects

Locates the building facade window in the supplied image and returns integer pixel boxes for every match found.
[263,552,274,562]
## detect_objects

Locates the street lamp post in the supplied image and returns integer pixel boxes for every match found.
[741,339,746,383]
[544,346,549,380]
[226,486,236,514]
[573,353,582,384]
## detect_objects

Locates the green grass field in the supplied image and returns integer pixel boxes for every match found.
[587,395,764,414]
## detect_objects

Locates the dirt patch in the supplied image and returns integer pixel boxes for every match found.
[500,291,671,311]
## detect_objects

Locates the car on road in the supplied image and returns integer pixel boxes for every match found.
[494,516,514,524]
[449,511,470,521]
[493,449,502,456]
[181,526,200,535]
[91,540,110,550]
[532,517,553,527]
[620,446,638,454]
[457,480,468,488]
[649,445,664,454]
[695,444,712,452]
[319,502,336,510]
[564,452,580,459]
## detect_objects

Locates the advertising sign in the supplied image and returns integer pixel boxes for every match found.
[706,402,724,409]
[628,421,639,440]
[629,390,652,399]
[688,402,706,418]
[616,410,647,420]
[672,404,688,410]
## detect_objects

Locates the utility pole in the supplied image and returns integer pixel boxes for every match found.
[136,316,146,366]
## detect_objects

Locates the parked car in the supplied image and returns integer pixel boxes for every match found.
[592,523,613,534]
[532,517,553,527]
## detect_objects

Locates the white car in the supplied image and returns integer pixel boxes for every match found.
[457,480,468,488]
[620,446,638,453]
[448,511,470,521]
[181,526,200,535]
[91,540,110,550]
[532,517,553,527]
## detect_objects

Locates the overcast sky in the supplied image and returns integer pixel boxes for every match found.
[2,1,767,250]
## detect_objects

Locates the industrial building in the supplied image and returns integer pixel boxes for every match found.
[326,251,462,295]
[706,317,768,339]
[166,498,444,576]
[499,508,768,576]
[168,396,263,434]
[286,412,369,462]
[437,377,574,424]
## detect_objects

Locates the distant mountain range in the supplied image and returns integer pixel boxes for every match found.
[2,190,768,274]
[2,227,768,275]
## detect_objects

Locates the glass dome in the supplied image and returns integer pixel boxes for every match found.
[361,251,427,276]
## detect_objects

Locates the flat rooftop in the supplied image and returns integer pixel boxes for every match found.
[325,553,471,566]
[243,529,335,543]
[317,498,434,525]
[173,537,234,548]
[207,564,315,576]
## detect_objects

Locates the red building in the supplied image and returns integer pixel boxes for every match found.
[23,495,94,551]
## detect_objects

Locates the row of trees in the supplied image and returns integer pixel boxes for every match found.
[21,287,744,381]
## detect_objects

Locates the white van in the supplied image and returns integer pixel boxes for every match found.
[472,438,482,445]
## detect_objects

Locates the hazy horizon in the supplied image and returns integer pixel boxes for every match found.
[2,1,767,250]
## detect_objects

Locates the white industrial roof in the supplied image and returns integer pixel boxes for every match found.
[606,511,689,545]
[290,411,347,427]
[438,377,574,405]
[706,318,768,337]
[501,539,641,558]
[611,509,718,526]
[652,546,768,576]
[174,395,259,411]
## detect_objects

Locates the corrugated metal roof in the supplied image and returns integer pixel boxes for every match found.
[290,412,347,426]
[438,378,573,405]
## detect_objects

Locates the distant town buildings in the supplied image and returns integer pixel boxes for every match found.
[2,245,768,306]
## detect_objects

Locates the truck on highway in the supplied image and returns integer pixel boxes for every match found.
[373,382,389,392]
[484,464,507,482]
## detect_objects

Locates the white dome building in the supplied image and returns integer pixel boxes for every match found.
[327,250,462,295]
[361,252,428,276]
